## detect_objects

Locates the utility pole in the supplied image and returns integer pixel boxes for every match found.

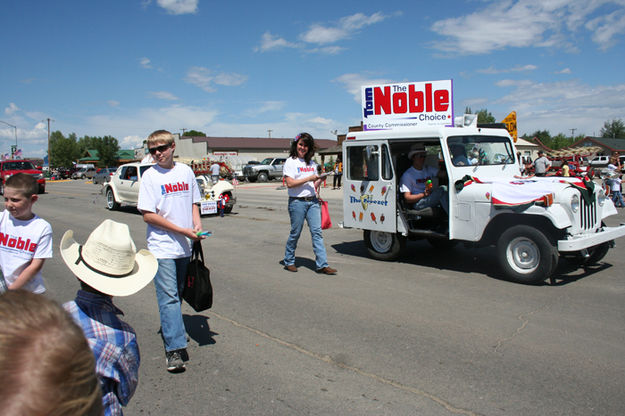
[267,129,272,138]
[181,128,187,136]
[569,128,576,138]
[46,118,54,167]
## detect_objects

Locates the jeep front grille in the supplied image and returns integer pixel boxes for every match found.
[579,197,598,230]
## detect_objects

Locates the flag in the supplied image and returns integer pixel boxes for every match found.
[13,149,22,158]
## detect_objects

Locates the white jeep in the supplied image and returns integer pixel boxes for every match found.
[342,123,625,284]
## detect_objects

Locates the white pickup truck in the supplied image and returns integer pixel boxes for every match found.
[342,120,625,284]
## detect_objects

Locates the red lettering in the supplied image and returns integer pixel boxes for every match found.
[374,86,392,115]
[434,89,449,111]
[393,92,407,113]
[16,237,25,250]
[409,85,424,112]
[8,238,16,248]
[164,184,173,193]
[425,83,432,112]
[0,232,7,246]
[29,243,37,252]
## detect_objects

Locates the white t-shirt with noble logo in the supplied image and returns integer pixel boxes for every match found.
[283,157,318,198]
[138,163,201,259]
[0,210,53,293]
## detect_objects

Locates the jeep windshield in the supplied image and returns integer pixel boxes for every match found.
[3,161,36,170]
[447,136,515,166]
[259,158,273,165]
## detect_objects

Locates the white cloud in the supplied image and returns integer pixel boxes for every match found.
[245,101,285,117]
[334,73,395,102]
[156,0,198,15]
[119,135,144,149]
[494,79,625,136]
[5,103,19,115]
[150,91,179,100]
[556,68,572,74]
[586,9,625,50]
[477,64,538,74]
[107,100,120,107]
[140,57,152,69]
[306,46,345,55]
[301,12,390,45]
[185,67,247,93]
[430,0,625,54]
[255,32,298,52]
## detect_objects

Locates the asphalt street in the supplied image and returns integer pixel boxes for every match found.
[36,179,625,415]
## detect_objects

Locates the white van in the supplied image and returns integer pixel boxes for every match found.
[342,120,625,284]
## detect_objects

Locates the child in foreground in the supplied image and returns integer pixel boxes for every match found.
[0,173,52,293]
[61,219,158,416]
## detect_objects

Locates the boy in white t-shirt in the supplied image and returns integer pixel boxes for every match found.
[0,173,52,294]
[137,130,204,373]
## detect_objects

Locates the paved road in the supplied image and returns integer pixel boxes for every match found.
[39,179,625,415]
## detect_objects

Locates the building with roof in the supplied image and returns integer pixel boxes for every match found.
[166,134,337,170]
[78,149,138,166]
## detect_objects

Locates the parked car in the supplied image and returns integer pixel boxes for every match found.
[72,167,97,179]
[103,162,154,210]
[93,167,118,185]
[242,157,286,182]
[0,160,45,194]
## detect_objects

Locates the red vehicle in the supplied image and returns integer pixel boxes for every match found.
[0,160,46,194]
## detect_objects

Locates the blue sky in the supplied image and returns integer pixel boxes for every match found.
[1,0,624,158]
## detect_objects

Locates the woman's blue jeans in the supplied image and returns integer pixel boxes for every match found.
[154,257,189,352]
[284,197,328,270]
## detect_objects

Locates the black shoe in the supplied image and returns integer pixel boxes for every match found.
[166,350,186,373]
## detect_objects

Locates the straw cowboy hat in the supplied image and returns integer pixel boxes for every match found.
[60,219,157,296]
[408,143,426,160]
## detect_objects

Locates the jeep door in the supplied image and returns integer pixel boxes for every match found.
[343,142,396,232]
[117,165,140,203]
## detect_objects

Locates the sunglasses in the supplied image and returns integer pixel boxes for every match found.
[148,144,171,154]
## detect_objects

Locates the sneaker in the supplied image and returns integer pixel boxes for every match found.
[166,350,186,373]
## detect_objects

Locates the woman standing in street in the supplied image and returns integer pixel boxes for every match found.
[282,133,337,275]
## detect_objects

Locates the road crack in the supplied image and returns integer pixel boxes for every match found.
[212,311,483,416]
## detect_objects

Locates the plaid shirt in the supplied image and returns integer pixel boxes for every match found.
[64,290,140,416]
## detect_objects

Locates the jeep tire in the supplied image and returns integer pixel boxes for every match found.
[497,225,557,285]
[257,172,268,182]
[364,230,406,261]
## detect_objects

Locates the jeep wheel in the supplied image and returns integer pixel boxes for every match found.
[497,225,557,284]
[585,242,611,265]
[364,230,405,261]
[81,174,86,179]
[257,172,268,182]
[105,188,120,210]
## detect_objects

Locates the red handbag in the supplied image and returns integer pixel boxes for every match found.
[320,198,332,229]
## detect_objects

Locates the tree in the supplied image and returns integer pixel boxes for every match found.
[49,131,80,167]
[464,107,496,123]
[476,109,496,124]
[183,130,206,137]
[550,133,575,150]
[600,119,625,138]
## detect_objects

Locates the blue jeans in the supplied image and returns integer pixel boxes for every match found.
[414,186,449,214]
[612,190,625,207]
[284,197,329,270]
[154,257,189,352]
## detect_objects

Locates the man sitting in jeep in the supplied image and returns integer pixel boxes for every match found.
[399,144,449,214]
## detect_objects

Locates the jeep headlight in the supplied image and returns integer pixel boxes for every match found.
[597,188,607,206]
[571,194,580,213]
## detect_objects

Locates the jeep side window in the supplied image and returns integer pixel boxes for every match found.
[347,146,379,181]
[382,144,392,180]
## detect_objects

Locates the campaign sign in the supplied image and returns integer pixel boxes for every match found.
[200,200,217,215]
[361,80,454,130]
